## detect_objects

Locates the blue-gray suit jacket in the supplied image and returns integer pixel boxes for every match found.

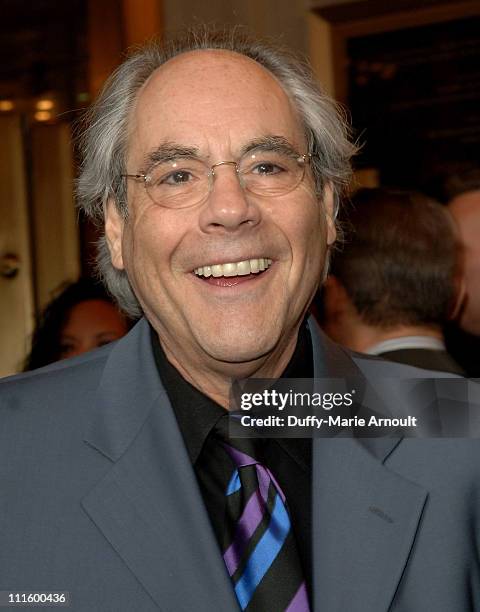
[0,318,479,611]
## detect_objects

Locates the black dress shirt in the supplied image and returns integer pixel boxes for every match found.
[151,322,313,593]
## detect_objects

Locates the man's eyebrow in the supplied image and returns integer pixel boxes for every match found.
[240,136,301,158]
[142,143,200,170]
[141,137,301,170]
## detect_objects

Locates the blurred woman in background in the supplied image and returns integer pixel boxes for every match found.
[24,277,131,370]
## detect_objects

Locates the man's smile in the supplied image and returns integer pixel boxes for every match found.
[193,257,273,277]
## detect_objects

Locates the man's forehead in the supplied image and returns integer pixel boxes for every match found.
[132,48,298,131]
[142,48,280,94]
[129,48,304,160]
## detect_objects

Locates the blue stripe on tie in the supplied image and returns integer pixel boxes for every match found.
[234,494,291,609]
[226,469,241,495]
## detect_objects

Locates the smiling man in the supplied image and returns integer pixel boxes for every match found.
[1,30,479,612]
[104,48,336,405]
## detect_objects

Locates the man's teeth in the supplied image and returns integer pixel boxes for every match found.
[194,258,273,278]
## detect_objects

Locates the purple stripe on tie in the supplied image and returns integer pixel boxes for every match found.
[285,582,310,612]
[223,465,270,576]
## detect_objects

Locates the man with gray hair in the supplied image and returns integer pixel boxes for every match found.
[1,30,479,612]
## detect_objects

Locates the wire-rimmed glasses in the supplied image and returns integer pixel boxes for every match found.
[122,150,312,210]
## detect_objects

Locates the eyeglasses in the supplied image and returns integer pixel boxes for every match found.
[121,150,312,210]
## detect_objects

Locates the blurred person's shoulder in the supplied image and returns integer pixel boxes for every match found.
[312,319,461,379]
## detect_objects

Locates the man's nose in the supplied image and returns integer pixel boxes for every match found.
[198,163,261,232]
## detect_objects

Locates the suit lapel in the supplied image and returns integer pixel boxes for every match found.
[311,438,427,612]
[309,319,428,612]
[82,319,238,611]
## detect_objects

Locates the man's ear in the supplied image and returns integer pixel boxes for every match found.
[322,184,337,246]
[105,198,125,270]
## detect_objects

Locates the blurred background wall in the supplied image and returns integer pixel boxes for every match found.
[0,0,479,375]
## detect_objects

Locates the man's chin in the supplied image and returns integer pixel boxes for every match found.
[197,333,279,370]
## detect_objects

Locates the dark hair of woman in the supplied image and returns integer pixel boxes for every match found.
[24,277,130,371]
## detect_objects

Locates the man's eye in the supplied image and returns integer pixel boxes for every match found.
[162,170,193,185]
[148,166,197,187]
[252,162,284,175]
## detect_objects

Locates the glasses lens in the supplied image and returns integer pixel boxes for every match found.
[142,152,308,208]
[239,151,306,197]
[145,159,209,208]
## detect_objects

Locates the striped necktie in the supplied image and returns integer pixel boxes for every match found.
[216,418,310,612]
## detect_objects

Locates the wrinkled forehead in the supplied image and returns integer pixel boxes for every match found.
[128,49,305,160]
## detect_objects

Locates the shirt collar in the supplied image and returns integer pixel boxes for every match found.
[366,335,446,356]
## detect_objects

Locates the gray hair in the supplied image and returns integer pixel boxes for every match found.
[77,27,357,317]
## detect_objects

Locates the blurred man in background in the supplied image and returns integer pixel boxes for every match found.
[322,188,464,374]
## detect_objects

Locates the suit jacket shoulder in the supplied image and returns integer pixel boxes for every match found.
[308,320,480,611]
[0,319,239,612]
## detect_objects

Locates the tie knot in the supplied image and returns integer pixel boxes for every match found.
[222,442,257,469]
[214,414,264,467]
